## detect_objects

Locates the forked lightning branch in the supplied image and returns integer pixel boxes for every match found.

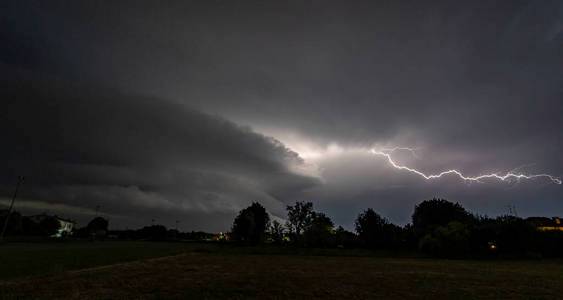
[369,147,562,185]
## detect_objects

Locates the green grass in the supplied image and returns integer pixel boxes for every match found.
[0,241,405,281]
[1,241,563,299]
[0,241,197,280]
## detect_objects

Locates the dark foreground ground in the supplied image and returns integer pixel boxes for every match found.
[1,241,562,299]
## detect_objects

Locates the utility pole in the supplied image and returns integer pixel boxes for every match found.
[0,176,24,243]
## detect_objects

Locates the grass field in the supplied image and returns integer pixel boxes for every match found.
[0,241,198,280]
[1,241,563,299]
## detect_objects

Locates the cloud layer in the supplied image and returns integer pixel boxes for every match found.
[0,75,318,230]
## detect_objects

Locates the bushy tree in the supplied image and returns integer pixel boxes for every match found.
[536,230,563,258]
[269,220,286,244]
[137,225,168,240]
[87,217,109,239]
[355,208,398,248]
[468,216,498,254]
[492,216,537,255]
[418,221,471,257]
[334,226,359,248]
[231,202,270,242]
[412,198,473,237]
[303,212,335,247]
[286,201,315,241]
[400,223,418,250]
[468,215,540,257]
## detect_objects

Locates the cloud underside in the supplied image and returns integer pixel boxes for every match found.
[0,79,319,230]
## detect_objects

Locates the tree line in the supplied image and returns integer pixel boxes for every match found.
[0,212,110,238]
[0,211,216,242]
[231,198,563,258]
[4,198,563,258]
[0,212,62,237]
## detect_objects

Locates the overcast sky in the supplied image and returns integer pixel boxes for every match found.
[1,0,562,231]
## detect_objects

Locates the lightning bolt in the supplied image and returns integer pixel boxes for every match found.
[369,147,562,185]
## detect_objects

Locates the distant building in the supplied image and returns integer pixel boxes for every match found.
[527,217,563,232]
[54,217,76,237]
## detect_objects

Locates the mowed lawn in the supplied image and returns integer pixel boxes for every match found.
[1,242,563,299]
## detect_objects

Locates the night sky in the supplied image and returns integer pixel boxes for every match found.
[1,1,562,231]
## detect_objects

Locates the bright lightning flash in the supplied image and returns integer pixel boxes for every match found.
[369,147,562,185]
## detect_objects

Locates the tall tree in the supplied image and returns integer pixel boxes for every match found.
[355,208,398,248]
[231,202,270,242]
[285,201,315,241]
[88,217,109,232]
[303,212,335,247]
[87,216,109,239]
[269,220,285,244]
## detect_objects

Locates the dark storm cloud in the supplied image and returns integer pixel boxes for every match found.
[4,1,560,151]
[1,0,562,228]
[0,72,319,230]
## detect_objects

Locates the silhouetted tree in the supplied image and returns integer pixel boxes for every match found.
[334,226,359,248]
[400,223,418,249]
[303,212,335,247]
[21,216,43,235]
[87,217,109,239]
[74,226,90,238]
[492,216,537,255]
[182,231,214,241]
[536,230,563,258]
[0,211,23,235]
[138,225,168,240]
[412,198,473,237]
[269,220,286,244]
[286,201,315,242]
[167,229,179,239]
[418,221,471,257]
[467,216,498,255]
[231,202,270,242]
[355,208,398,248]
[39,216,60,236]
